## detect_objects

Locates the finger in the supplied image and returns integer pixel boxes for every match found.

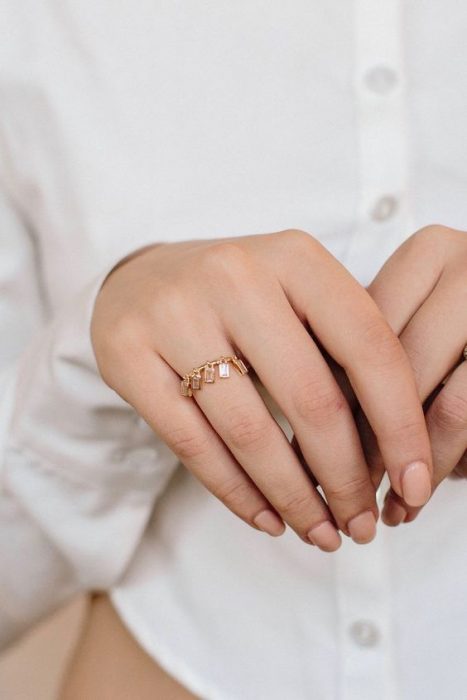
[367,224,450,335]
[381,488,412,526]
[212,253,379,542]
[368,224,466,399]
[291,435,319,486]
[356,386,443,493]
[383,361,467,525]
[362,226,450,489]
[194,366,343,550]
[453,451,467,478]
[112,348,286,538]
[377,273,465,516]
[359,226,445,490]
[355,410,386,490]
[397,274,466,397]
[156,316,342,552]
[271,231,432,509]
[424,361,467,488]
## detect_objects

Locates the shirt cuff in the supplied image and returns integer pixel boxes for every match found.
[0,263,179,649]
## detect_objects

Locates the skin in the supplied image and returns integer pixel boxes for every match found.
[360,224,467,524]
[59,594,198,700]
[66,224,466,697]
[91,228,433,552]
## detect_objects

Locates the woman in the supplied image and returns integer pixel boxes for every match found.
[1,2,466,698]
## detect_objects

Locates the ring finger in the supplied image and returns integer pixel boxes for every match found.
[161,328,343,551]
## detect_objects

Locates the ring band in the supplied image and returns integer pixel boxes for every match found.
[181,355,249,397]
[464,344,467,361]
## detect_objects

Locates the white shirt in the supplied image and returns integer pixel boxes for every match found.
[0,1,466,698]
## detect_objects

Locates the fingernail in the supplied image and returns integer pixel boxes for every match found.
[253,510,285,537]
[403,510,419,524]
[382,498,406,527]
[347,510,377,544]
[307,521,342,552]
[401,461,432,507]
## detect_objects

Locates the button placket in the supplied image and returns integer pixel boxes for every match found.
[335,4,407,694]
[344,0,416,286]
[334,490,399,700]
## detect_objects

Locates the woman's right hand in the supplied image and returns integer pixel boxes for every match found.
[91,229,432,552]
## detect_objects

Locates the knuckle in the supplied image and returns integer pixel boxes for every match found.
[381,413,427,443]
[275,228,318,252]
[399,223,463,271]
[409,224,455,254]
[324,473,371,504]
[277,487,315,520]
[359,318,403,369]
[292,381,346,427]
[165,425,211,461]
[431,391,467,432]
[212,476,254,508]
[226,408,271,452]
[198,242,253,283]
[415,223,453,240]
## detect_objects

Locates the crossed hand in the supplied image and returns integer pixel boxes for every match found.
[91,224,467,552]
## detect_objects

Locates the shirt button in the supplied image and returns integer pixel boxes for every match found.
[348,620,381,648]
[370,195,398,221]
[364,65,398,94]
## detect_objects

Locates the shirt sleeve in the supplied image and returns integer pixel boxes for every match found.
[0,199,180,650]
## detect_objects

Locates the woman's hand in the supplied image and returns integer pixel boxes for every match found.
[91,229,432,551]
[363,224,467,525]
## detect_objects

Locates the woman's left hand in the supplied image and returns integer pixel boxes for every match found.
[363,224,467,525]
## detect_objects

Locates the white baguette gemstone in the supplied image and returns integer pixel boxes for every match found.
[191,372,202,390]
[219,362,230,378]
[204,364,216,383]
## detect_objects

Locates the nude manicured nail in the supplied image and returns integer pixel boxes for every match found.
[401,461,432,507]
[307,521,342,552]
[382,498,406,527]
[253,510,285,537]
[347,510,377,544]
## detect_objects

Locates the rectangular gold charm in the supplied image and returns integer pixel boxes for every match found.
[191,372,202,390]
[204,364,215,383]
[181,378,192,397]
[232,357,248,375]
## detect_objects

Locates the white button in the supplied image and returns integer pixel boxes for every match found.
[348,620,381,648]
[364,65,398,94]
[370,195,398,221]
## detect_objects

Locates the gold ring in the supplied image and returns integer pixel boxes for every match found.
[180,355,249,397]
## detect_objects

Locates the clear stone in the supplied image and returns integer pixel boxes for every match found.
[204,364,215,383]
[219,362,230,378]
[181,378,192,397]
[191,372,202,390]
[232,357,248,375]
